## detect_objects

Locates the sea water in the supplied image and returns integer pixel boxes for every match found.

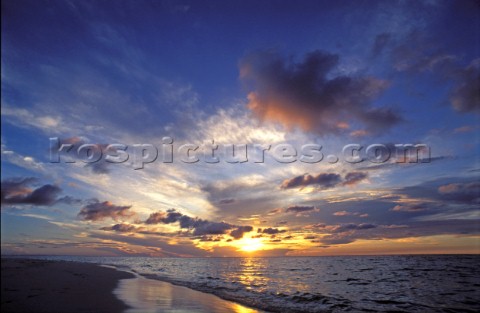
[38,255,479,312]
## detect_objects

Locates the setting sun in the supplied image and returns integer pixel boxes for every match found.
[237,237,264,252]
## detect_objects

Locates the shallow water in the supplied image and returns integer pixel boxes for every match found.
[40,255,480,312]
[115,273,262,313]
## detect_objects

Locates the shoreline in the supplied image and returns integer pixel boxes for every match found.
[1,258,264,313]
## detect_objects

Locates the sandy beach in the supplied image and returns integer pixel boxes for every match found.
[1,258,263,313]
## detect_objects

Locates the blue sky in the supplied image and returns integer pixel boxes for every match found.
[1,0,479,257]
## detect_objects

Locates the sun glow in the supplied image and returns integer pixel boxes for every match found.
[237,237,264,252]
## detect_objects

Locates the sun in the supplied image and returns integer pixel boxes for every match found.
[237,237,264,252]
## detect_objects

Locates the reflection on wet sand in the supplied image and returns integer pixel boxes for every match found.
[114,275,262,313]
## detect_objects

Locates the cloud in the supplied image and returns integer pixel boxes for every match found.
[453,125,475,133]
[391,31,457,73]
[281,172,367,189]
[218,198,235,204]
[329,223,377,233]
[87,162,111,174]
[1,177,61,206]
[193,221,233,236]
[100,223,138,232]
[285,205,315,213]
[333,210,351,216]
[230,226,254,239]
[389,30,478,115]
[144,211,169,224]
[77,200,134,221]
[343,172,368,186]
[438,182,480,204]
[372,33,391,56]
[144,209,253,239]
[197,236,221,242]
[317,220,480,246]
[450,59,480,114]
[240,50,400,135]
[56,195,84,205]
[268,208,282,214]
[391,203,430,212]
[281,173,342,189]
[258,227,287,235]
[350,129,369,137]
[357,155,446,171]
[317,223,378,245]
[333,210,369,217]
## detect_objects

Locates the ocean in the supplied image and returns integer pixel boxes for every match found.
[38,255,479,312]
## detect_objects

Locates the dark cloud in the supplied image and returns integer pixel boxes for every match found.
[218,198,235,204]
[268,208,282,214]
[372,33,391,56]
[438,182,480,204]
[281,172,367,189]
[240,50,400,135]
[144,209,253,239]
[318,223,379,245]
[56,195,84,205]
[1,177,61,206]
[329,223,377,233]
[193,221,233,236]
[77,200,134,221]
[300,177,480,247]
[319,236,355,245]
[450,60,480,114]
[230,226,254,239]
[285,205,315,213]
[391,31,456,73]
[101,223,137,232]
[318,220,480,246]
[396,177,480,206]
[333,210,368,217]
[145,211,169,224]
[343,172,368,186]
[197,236,222,242]
[87,162,111,174]
[391,203,430,212]
[389,30,478,115]
[281,173,342,189]
[258,227,287,235]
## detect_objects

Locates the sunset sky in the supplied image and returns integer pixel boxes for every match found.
[1,0,479,257]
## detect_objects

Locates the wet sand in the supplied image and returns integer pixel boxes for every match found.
[1,258,263,313]
[1,258,134,313]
